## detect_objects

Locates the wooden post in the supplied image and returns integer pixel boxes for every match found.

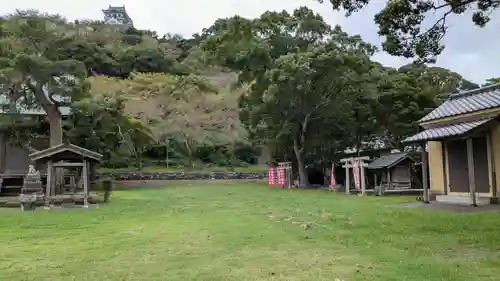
[441,142,448,195]
[373,173,378,195]
[345,160,350,194]
[488,132,497,200]
[360,163,366,195]
[421,143,430,203]
[287,163,292,189]
[386,169,391,193]
[45,160,53,206]
[82,160,89,207]
[466,138,477,206]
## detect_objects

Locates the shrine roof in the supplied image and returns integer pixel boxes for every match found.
[402,117,494,144]
[367,152,412,169]
[29,143,102,162]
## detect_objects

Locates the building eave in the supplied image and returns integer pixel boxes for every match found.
[403,117,496,144]
[418,83,500,124]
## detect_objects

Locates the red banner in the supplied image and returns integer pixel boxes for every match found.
[267,168,275,186]
[329,164,336,189]
[353,160,361,191]
[277,167,285,187]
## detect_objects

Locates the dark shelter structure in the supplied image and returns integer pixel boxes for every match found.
[30,143,102,207]
[367,152,419,195]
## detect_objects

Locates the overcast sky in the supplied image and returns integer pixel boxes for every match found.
[2,0,499,84]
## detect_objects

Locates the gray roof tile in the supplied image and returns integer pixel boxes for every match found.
[403,117,494,143]
[367,152,411,169]
[419,83,500,123]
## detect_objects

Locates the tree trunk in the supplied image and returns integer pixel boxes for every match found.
[43,103,63,195]
[184,138,194,169]
[293,114,311,187]
[28,83,63,147]
[259,143,273,165]
[29,84,64,196]
[293,138,309,187]
[165,141,169,168]
[45,105,63,146]
[355,136,361,157]
[133,147,141,170]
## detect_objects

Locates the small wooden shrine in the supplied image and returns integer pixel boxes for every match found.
[367,152,417,195]
[29,143,102,207]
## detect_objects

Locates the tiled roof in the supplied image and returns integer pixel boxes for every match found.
[367,152,411,169]
[419,83,500,123]
[403,117,494,143]
[103,5,127,12]
[30,143,102,162]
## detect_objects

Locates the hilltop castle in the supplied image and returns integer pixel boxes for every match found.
[102,5,134,27]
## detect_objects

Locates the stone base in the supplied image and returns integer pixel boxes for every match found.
[45,203,99,210]
[21,188,43,193]
[435,195,491,205]
[429,193,441,201]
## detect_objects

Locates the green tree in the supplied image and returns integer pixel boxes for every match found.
[202,7,332,81]
[371,68,433,149]
[0,10,88,146]
[258,44,378,184]
[398,63,479,102]
[0,10,254,169]
[128,73,247,167]
[202,7,379,185]
[85,72,247,168]
[318,0,499,62]
[118,41,189,75]
[75,75,155,167]
[53,22,189,78]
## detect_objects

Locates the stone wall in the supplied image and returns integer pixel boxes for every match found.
[96,171,267,181]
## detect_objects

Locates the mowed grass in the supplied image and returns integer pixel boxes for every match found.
[1,182,500,281]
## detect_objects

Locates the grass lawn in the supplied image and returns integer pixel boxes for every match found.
[97,165,266,173]
[1,182,500,281]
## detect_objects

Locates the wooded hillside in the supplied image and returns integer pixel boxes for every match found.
[0,8,492,185]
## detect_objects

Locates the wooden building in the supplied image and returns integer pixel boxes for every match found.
[403,83,500,205]
[30,143,102,206]
[333,144,401,188]
[367,152,417,194]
